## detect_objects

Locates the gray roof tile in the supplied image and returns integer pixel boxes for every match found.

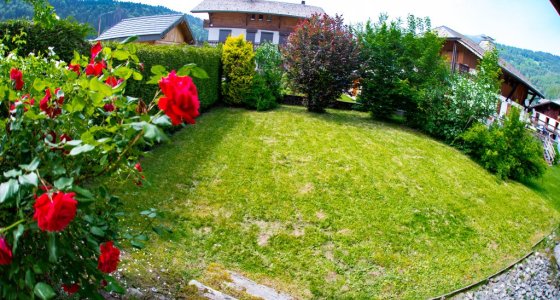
[191,0,324,18]
[96,14,189,42]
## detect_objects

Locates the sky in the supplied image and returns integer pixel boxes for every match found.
[129,0,560,56]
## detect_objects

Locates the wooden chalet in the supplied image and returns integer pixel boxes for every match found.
[434,26,545,116]
[96,14,194,45]
[191,0,325,45]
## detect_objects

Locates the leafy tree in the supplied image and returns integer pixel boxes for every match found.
[283,14,359,113]
[430,49,502,141]
[222,35,255,105]
[355,14,449,123]
[462,108,547,180]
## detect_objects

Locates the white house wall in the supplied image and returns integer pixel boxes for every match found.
[208,28,280,44]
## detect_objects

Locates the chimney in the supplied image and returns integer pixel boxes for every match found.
[301,0,306,4]
[479,35,495,51]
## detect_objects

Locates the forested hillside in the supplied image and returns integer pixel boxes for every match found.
[0,0,207,41]
[498,44,560,99]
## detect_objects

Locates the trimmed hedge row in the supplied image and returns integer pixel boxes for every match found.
[0,19,91,62]
[127,44,222,110]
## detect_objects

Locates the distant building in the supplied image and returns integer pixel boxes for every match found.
[191,0,325,45]
[96,14,194,45]
[531,99,560,136]
[434,26,545,117]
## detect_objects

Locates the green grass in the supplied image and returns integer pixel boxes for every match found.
[113,106,559,299]
[338,93,357,104]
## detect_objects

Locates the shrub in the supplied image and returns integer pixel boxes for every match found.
[0,18,91,62]
[355,15,449,122]
[462,108,547,180]
[283,14,359,113]
[222,35,255,105]
[0,37,201,298]
[245,74,277,111]
[255,42,283,102]
[125,44,221,110]
[429,49,502,142]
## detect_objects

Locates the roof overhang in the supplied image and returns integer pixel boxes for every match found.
[191,9,311,18]
[552,0,560,15]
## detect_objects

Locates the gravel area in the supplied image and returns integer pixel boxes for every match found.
[454,250,560,300]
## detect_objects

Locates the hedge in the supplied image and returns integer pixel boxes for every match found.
[0,19,91,62]
[127,44,222,110]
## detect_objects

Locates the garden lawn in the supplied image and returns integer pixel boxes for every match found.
[113,106,559,299]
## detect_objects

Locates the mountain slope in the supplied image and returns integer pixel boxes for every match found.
[498,44,560,99]
[0,0,207,41]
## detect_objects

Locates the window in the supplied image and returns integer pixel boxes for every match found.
[260,31,274,43]
[246,30,257,44]
[266,15,272,22]
[258,14,264,21]
[218,29,232,43]
[250,14,255,20]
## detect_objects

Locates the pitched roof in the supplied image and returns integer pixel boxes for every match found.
[552,0,560,15]
[96,14,193,43]
[434,26,545,98]
[191,0,325,18]
[531,99,560,109]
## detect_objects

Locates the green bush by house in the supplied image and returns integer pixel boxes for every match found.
[222,35,255,106]
[462,108,547,180]
[126,44,221,110]
[0,18,91,61]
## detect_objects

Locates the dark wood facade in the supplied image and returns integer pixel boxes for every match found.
[206,12,301,33]
[441,40,530,105]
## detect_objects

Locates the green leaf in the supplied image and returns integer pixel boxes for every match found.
[34,282,56,300]
[135,234,148,241]
[32,79,47,93]
[114,66,133,79]
[132,71,143,81]
[66,139,82,146]
[152,226,165,236]
[121,35,139,44]
[112,49,129,61]
[3,169,22,178]
[152,115,172,126]
[48,234,57,263]
[104,276,126,294]
[18,173,38,187]
[20,157,40,172]
[90,226,105,237]
[0,179,19,203]
[12,224,24,254]
[150,65,166,75]
[54,177,73,190]
[69,144,95,156]
[25,269,35,289]
[73,186,94,200]
[190,66,209,79]
[177,63,196,76]
[131,240,145,249]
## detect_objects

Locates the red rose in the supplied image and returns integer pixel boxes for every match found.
[0,237,12,265]
[134,163,143,172]
[33,192,77,232]
[68,63,81,75]
[40,88,63,118]
[105,76,123,88]
[98,241,120,273]
[91,41,102,60]
[10,68,24,90]
[158,71,200,125]
[103,103,115,112]
[62,283,80,295]
[85,61,106,77]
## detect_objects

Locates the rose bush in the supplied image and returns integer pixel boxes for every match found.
[0,36,204,299]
